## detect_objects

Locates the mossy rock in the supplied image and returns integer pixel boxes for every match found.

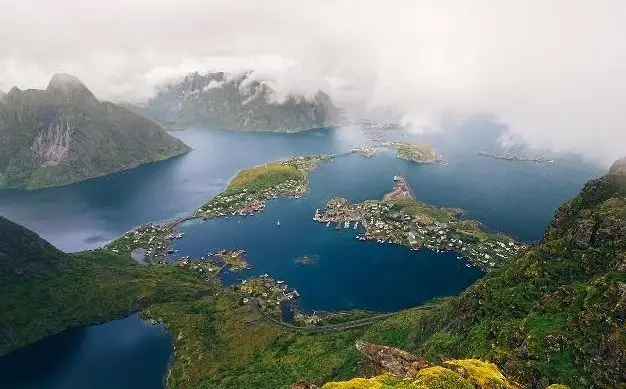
[414,366,474,389]
[442,359,517,389]
[322,374,420,389]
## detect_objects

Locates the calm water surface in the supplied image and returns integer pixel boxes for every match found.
[0,126,605,388]
[0,315,171,389]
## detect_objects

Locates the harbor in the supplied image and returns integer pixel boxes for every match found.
[313,176,526,270]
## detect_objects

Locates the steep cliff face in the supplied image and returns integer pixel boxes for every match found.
[132,71,345,131]
[0,74,190,189]
[360,160,626,388]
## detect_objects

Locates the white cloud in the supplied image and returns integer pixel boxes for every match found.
[1,0,625,164]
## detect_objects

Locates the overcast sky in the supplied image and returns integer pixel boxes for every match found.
[1,0,624,165]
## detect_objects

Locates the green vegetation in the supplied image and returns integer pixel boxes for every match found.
[131,71,345,132]
[143,293,364,389]
[196,155,331,218]
[0,73,189,189]
[358,161,626,388]
[227,163,304,193]
[320,359,519,389]
[0,248,219,356]
[2,158,625,388]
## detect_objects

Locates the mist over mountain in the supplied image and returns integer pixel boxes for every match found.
[0,73,189,189]
[129,71,344,132]
[2,1,625,164]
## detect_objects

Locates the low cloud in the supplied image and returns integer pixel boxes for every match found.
[1,0,625,164]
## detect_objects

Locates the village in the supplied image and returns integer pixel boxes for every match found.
[209,249,252,271]
[234,274,300,319]
[195,155,331,219]
[106,222,186,264]
[313,176,527,270]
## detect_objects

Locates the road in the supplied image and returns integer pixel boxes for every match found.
[250,298,436,333]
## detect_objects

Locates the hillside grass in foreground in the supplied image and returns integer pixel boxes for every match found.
[0,250,219,356]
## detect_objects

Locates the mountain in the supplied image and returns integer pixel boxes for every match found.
[0,215,218,356]
[0,74,190,189]
[0,216,67,281]
[131,71,345,132]
[358,158,626,388]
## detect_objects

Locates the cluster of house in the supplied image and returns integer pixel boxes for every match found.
[108,223,176,263]
[236,275,300,318]
[314,195,526,270]
[209,249,251,271]
[196,179,305,219]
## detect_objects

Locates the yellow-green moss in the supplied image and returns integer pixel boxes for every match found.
[414,366,473,389]
[444,359,511,389]
[322,374,420,389]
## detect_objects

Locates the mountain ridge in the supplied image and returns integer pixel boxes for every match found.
[130,71,345,132]
[0,73,190,189]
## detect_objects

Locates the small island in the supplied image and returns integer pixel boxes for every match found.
[294,255,318,265]
[382,141,443,164]
[314,176,525,269]
[209,249,252,271]
[478,151,554,163]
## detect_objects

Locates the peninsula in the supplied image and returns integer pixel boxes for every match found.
[314,176,525,269]
[195,155,332,219]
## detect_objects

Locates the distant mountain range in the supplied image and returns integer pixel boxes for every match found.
[128,71,345,132]
[0,74,190,189]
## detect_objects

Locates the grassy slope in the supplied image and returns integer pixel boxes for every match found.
[360,167,626,388]
[0,249,219,356]
[144,293,363,389]
[226,163,304,194]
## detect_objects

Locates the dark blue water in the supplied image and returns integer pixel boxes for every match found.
[171,147,601,311]
[174,152,486,312]
[0,315,171,389]
[0,126,605,388]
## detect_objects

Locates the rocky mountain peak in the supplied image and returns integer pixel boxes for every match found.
[47,73,95,100]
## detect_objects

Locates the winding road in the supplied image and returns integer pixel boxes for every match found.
[250,298,436,333]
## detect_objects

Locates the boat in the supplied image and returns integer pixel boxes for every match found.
[277,220,281,227]
[326,222,330,227]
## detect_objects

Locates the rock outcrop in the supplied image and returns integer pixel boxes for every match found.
[318,342,538,389]
[356,340,430,377]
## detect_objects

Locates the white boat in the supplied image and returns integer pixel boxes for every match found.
[277,220,281,227]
